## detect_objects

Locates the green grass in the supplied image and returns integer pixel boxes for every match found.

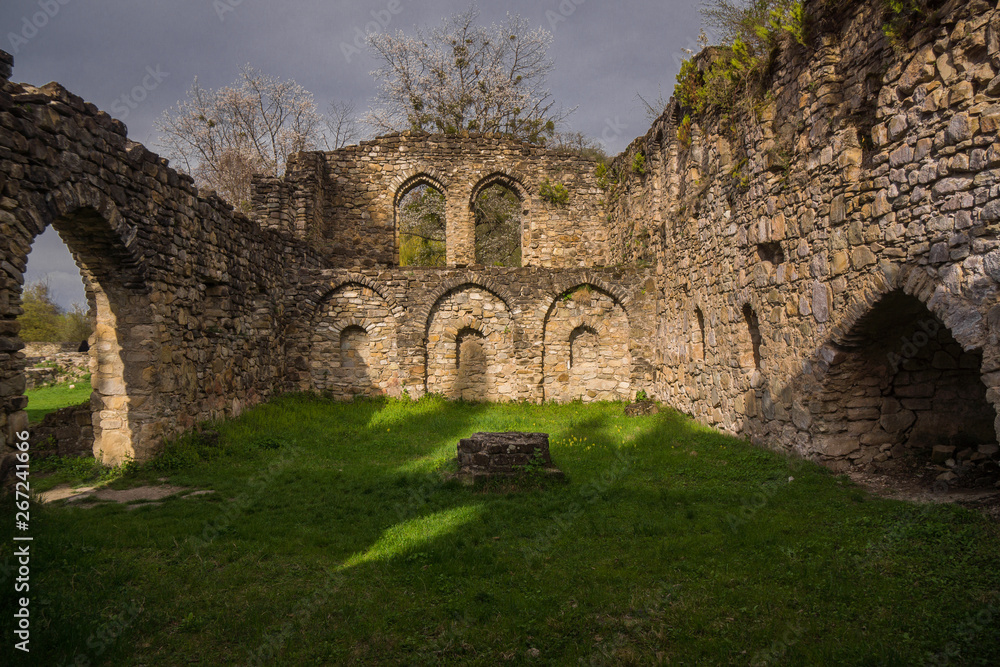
[3,394,999,665]
[24,378,93,423]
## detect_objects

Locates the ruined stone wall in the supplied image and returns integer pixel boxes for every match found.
[605,0,1000,468]
[253,133,609,270]
[0,56,324,466]
[285,267,656,404]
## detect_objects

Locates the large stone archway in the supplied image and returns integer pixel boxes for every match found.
[809,290,996,482]
[8,194,155,465]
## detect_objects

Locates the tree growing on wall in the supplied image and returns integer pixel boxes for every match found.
[365,6,569,143]
[155,65,326,211]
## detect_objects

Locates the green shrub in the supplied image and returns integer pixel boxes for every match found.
[539,178,570,206]
[678,114,693,147]
[632,152,646,175]
[675,0,807,120]
[594,163,609,190]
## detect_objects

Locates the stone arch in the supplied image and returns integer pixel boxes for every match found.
[569,324,599,369]
[730,290,766,374]
[542,283,631,402]
[391,168,451,208]
[454,326,488,401]
[312,274,403,320]
[6,183,154,465]
[693,307,707,362]
[424,284,515,401]
[310,282,400,398]
[415,276,517,333]
[805,273,997,486]
[544,277,633,322]
[469,169,532,207]
[823,267,986,355]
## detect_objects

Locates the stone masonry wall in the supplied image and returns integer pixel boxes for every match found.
[285,267,657,404]
[0,57,325,467]
[253,133,609,270]
[605,0,1000,468]
[6,0,1000,477]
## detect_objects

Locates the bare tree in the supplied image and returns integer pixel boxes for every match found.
[549,130,607,161]
[365,5,570,143]
[155,65,324,211]
[324,100,360,150]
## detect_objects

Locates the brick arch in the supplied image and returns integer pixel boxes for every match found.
[423,283,516,401]
[803,267,997,470]
[309,282,400,399]
[542,282,631,402]
[822,266,986,355]
[6,182,155,465]
[312,275,403,321]
[22,182,149,292]
[727,288,768,372]
[327,317,373,340]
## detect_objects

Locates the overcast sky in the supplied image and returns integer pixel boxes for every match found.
[3,0,704,309]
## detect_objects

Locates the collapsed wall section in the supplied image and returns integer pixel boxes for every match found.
[0,55,324,469]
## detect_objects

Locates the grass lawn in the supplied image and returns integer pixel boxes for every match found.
[3,394,999,665]
[24,379,93,423]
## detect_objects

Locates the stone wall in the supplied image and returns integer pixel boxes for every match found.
[30,402,93,459]
[4,0,1000,477]
[0,64,324,466]
[604,0,1000,468]
[287,267,656,403]
[22,342,89,389]
[252,133,609,269]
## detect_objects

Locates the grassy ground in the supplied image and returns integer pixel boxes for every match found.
[3,394,999,665]
[24,379,93,423]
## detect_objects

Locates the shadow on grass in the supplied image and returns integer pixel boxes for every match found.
[5,395,1000,666]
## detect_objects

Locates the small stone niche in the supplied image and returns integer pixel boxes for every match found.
[457,432,563,479]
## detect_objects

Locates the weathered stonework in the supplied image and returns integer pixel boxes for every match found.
[252,133,608,269]
[2,0,1000,479]
[605,0,1000,472]
[22,342,89,389]
[288,267,655,404]
[0,71,320,466]
[30,402,93,458]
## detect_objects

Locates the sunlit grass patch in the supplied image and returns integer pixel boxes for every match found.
[5,395,999,666]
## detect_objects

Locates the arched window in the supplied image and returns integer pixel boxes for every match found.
[455,327,487,402]
[569,325,599,369]
[397,182,446,267]
[339,325,370,371]
[473,183,522,267]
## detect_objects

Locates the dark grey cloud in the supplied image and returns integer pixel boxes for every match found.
[2,0,704,309]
